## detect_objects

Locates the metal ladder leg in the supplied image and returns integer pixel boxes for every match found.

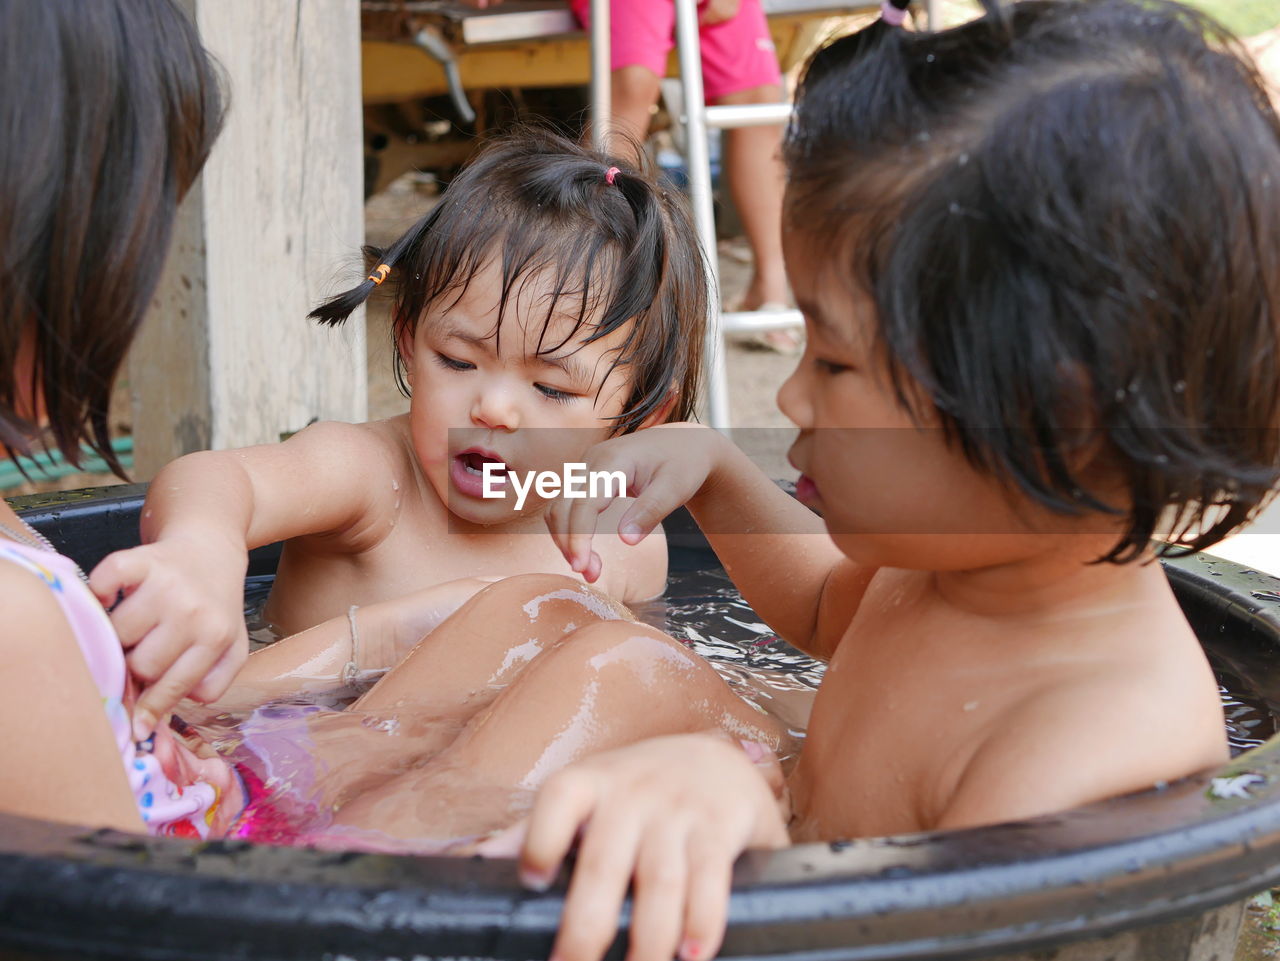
[589,0,610,151]
[673,1,939,427]
[641,0,837,427]
[672,0,732,428]
[676,0,805,429]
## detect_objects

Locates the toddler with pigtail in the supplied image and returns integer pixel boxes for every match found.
[91,128,713,739]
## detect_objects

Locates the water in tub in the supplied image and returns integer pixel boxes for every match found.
[177,567,822,850]
[180,567,1275,851]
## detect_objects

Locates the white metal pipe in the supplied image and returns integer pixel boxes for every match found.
[704,103,792,129]
[589,0,611,152]
[925,0,940,29]
[720,309,804,334]
[412,28,476,125]
[673,0,731,428]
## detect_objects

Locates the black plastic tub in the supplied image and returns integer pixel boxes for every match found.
[3,484,1280,961]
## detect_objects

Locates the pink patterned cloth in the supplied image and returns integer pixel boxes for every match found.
[0,541,235,839]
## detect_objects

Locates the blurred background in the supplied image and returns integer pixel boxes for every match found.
[11,0,1280,575]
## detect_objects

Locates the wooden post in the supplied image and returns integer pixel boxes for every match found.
[129,0,367,480]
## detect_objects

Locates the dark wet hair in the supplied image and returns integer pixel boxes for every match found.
[785,0,1280,561]
[0,0,224,474]
[311,128,708,432]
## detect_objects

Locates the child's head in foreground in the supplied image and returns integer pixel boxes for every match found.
[780,0,1280,567]
[313,128,708,525]
[0,0,222,473]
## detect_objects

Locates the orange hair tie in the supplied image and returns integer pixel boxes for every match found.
[367,263,391,286]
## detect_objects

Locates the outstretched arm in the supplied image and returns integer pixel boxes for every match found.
[684,433,872,659]
[90,421,404,738]
[546,423,867,658]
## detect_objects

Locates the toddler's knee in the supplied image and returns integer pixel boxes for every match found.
[563,621,701,675]
[468,573,631,626]
[473,572,582,601]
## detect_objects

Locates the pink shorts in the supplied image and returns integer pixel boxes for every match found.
[569,0,783,102]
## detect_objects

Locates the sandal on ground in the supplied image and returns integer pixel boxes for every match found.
[728,301,805,355]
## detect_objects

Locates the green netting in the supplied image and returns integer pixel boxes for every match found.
[1182,0,1280,38]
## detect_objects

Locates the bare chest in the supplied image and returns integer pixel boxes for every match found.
[787,589,1023,839]
[264,509,624,633]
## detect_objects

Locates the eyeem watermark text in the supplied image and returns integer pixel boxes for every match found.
[482,462,627,510]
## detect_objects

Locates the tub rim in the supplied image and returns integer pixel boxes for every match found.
[1,483,1278,961]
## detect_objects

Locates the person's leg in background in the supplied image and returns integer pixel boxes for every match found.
[610,65,663,155]
[571,0,673,159]
[573,0,796,347]
[702,0,795,348]
[716,86,789,314]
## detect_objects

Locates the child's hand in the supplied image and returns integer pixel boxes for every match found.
[545,423,724,582]
[89,531,250,740]
[481,733,789,961]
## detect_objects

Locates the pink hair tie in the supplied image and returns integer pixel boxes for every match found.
[605,166,620,185]
[880,0,907,26]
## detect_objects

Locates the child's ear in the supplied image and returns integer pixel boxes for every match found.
[1050,361,1112,480]
[637,386,680,430]
[1053,361,1099,434]
[395,318,416,382]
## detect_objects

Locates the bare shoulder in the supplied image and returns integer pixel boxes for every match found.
[0,558,113,710]
[225,418,407,490]
[937,651,1227,831]
[280,417,423,542]
[0,558,80,651]
[0,559,146,831]
[356,415,429,486]
[284,417,406,463]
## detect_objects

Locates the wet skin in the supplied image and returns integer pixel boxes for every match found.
[207,573,780,849]
[264,257,669,634]
[775,230,1229,837]
[132,253,671,672]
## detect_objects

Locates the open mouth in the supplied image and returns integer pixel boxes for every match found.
[450,446,515,502]
[456,448,507,476]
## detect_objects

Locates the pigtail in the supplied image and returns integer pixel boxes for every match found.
[594,159,707,427]
[598,166,667,334]
[308,213,431,327]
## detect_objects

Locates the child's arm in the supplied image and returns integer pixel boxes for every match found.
[486,734,789,961]
[89,421,403,739]
[207,576,498,712]
[548,423,868,658]
[685,437,874,659]
[0,563,144,833]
